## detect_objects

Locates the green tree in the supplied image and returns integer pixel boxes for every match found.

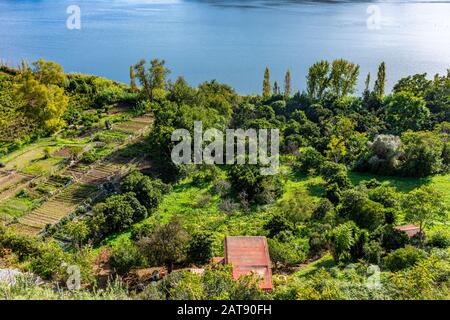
[363,72,371,103]
[150,59,170,91]
[13,60,68,133]
[384,246,426,272]
[121,171,167,211]
[403,186,448,245]
[228,164,284,205]
[109,240,143,275]
[262,67,271,98]
[187,232,214,265]
[137,216,189,273]
[64,221,89,250]
[393,73,432,97]
[373,61,386,99]
[400,130,445,177]
[273,81,280,95]
[329,59,360,98]
[306,60,330,100]
[284,69,291,99]
[90,193,147,236]
[134,58,170,101]
[32,59,66,86]
[385,91,430,134]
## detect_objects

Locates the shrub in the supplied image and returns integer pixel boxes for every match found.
[427,232,450,249]
[218,198,239,214]
[137,216,189,273]
[130,223,154,241]
[264,212,295,238]
[325,183,342,205]
[384,246,427,272]
[228,164,284,205]
[27,242,68,280]
[80,149,102,164]
[109,241,143,275]
[364,240,384,264]
[187,232,214,265]
[121,171,167,211]
[380,226,410,252]
[0,227,41,260]
[213,179,231,196]
[268,236,306,269]
[88,192,147,237]
[294,147,325,175]
[339,189,385,231]
[308,230,329,257]
[311,198,335,221]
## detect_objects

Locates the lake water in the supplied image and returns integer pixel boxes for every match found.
[0,0,449,94]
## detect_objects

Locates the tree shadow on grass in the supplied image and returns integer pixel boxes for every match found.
[348,172,432,193]
[306,181,325,198]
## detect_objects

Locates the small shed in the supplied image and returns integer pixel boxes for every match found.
[394,224,421,238]
[224,236,273,291]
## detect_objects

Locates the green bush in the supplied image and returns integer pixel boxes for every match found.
[109,241,143,275]
[384,246,427,272]
[187,232,214,265]
[380,225,410,252]
[121,171,167,211]
[294,147,325,175]
[427,232,450,249]
[268,237,306,269]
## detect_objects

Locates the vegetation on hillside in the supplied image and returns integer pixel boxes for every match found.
[0,58,449,300]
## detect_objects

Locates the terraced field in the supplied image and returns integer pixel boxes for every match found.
[0,171,35,201]
[7,114,154,235]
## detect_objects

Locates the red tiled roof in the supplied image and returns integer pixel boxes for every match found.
[394,224,421,238]
[224,236,273,291]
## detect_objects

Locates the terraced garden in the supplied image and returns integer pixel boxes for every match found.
[1,113,154,235]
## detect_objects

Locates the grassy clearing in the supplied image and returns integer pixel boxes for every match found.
[105,178,271,255]
[103,170,450,256]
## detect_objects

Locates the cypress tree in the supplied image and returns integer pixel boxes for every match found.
[262,67,271,98]
[273,81,280,95]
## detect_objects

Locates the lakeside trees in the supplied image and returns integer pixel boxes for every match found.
[0,58,449,300]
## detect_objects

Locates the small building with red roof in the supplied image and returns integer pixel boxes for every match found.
[223,236,273,291]
[394,224,421,238]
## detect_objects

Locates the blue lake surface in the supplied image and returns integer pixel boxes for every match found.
[0,0,449,94]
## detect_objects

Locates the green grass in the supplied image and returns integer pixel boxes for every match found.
[105,178,271,255]
[293,253,335,278]
[0,196,36,218]
[103,170,450,256]
[21,156,65,176]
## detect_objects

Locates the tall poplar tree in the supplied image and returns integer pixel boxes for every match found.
[263,67,271,98]
[284,69,291,99]
[363,73,371,103]
[374,62,386,99]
